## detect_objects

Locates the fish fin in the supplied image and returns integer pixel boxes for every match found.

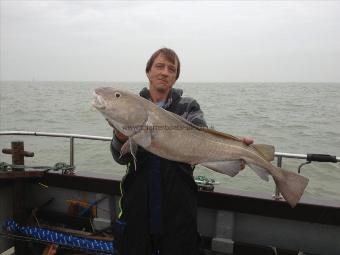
[120,138,138,170]
[252,144,275,161]
[132,131,152,148]
[120,139,133,156]
[120,141,129,157]
[145,113,153,127]
[167,111,201,130]
[274,168,309,208]
[248,163,270,181]
[201,160,242,177]
[201,128,241,141]
[168,110,241,141]
[131,114,153,148]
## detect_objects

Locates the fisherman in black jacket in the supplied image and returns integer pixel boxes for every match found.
[109,48,252,255]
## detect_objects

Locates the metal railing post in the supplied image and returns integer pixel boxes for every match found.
[273,155,283,200]
[70,137,75,167]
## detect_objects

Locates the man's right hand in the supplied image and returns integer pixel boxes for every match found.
[114,129,128,142]
[106,119,128,142]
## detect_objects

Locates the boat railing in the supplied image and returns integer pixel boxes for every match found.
[0,131,112,167]
[1,130,339,200]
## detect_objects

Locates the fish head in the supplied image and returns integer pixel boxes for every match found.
[92,87,148,136]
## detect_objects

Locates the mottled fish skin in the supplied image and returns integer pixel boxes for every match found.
[92,87,309,207]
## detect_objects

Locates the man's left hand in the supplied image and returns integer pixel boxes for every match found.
[241,136,254,146]
[240,136,254,170]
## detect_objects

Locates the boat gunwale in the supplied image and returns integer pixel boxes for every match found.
[4,171,338,227]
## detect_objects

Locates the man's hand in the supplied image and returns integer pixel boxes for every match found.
[106,119,128,142]
[240,136,254,170]
[241,136,254,146]
[114,129,128,142]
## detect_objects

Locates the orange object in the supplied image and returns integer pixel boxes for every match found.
[42,244,58,255]
[66,199,97,218]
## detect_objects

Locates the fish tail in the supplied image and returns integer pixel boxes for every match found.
[274,168,309,208]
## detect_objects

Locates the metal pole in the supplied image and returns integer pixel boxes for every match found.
[70,137,74,167]
[273,156,283,200]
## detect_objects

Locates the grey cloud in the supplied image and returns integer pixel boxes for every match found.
[1,1,339,82]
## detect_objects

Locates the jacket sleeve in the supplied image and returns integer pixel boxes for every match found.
[185,100,208,128]
[110,134,132,165]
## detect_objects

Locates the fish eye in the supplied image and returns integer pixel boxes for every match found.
[114,92,121,98]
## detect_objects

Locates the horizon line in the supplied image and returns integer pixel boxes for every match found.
[1,80,340,84]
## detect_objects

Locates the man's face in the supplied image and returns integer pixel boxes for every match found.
[147,53,178,94]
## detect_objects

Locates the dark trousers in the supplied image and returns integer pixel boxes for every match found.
[150,234,161,255]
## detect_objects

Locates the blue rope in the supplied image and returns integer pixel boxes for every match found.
[3,219,114,254]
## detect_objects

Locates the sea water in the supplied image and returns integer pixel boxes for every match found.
[0,81,339,202]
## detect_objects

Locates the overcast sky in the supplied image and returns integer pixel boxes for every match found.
[1,0,339,82]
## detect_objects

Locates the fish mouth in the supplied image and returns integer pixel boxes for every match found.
[91,92,106,110]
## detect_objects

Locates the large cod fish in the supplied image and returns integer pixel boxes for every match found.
[92,87,309,207]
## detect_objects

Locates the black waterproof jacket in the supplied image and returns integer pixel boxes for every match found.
[111,87,207,255]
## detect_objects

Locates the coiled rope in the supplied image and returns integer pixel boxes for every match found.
[1,219,114,254]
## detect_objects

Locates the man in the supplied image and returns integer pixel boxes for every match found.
[110,48,252,255]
